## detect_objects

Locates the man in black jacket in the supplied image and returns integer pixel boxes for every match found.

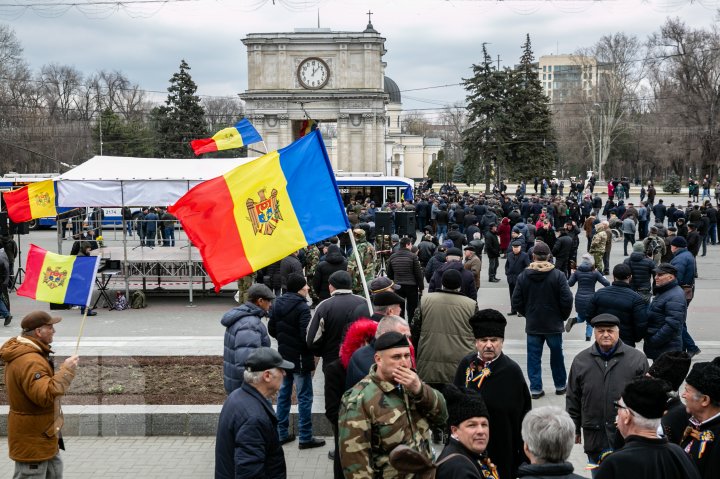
[485,223,501,282]
[386,237,424,320]
[587,263,648,347]
[428,248,477,300]
[552,229,573,278]
[512,242,573,399]
[506,240,530,316]
[623,243,657,303]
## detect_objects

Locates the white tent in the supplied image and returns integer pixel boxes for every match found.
[55,155,257,207]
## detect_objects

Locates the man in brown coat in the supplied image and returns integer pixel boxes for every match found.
[463,245,482,289]
[0,311,78,478]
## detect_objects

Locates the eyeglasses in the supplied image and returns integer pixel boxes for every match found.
[613,401,633,415]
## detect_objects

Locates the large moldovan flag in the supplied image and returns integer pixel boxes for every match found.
[170,129,349,291]
[190,119,262,155]
[18,245,100,307]
[2,180,57,223]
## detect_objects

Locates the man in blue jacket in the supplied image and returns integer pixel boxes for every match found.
[215,348,294,479]
[669,237,701,357]
[643,263,687,360]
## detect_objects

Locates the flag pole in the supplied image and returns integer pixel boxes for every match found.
[74,309,89,355]
[347,227,373,314]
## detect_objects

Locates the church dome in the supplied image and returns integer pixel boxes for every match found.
[384,76,401,104]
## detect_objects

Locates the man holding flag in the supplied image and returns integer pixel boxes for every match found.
[1,311,79,478]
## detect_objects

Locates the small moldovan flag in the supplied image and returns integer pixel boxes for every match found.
[190,119,262,156]
[2,180,57,223]
[170,129,349,292]
[18,245,100,307]
[298,118,317,137]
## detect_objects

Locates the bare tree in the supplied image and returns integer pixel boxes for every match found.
[39,63,83,121]
[201,96,244,131]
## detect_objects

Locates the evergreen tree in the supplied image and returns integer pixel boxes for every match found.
[462,44,509,191]
[153,59,207,158]
[505,34,556,178]
[93,108,154,157]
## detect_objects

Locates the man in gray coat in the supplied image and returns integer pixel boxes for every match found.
[566,314,649,471]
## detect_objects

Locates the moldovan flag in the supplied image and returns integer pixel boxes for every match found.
[299,118,317,137]
[2,180,57,223]
[190,119,262,155]
[170,129,349,291]
[18,245,100,307]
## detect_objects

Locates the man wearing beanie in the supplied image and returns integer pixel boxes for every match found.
[623,241,657,303]
[339,331,448,478]
[413,268,477,391]
[512,240,574,399]
[454,309,531,479]
[680,357,720,478]
[268,273,325,449]
[428,246,477,300]
[647,351,692,444]
[435,384,499,478]
[643,263,689,360]
[596,377,700,479]
[669,235,701,357]
[567,314,648,471]
[306,270,366,372]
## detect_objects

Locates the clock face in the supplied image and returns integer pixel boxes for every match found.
[298,57,329,89]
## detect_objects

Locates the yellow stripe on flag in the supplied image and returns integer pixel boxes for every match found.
[212,127,245,151]
[36,253,76,304]
[224,151,307,270]
[28,180,56,219]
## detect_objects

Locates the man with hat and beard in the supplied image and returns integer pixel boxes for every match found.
[595,377,700,479]
[339,331,448,478]
[413,269,477,391]
[567,313,649,472]
[647,351,692,444]
[454,309,531,479]
[1,311,79,478]
[681,356,720,478]
[435,384,499,479]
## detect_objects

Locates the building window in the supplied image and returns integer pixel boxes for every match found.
[543,65,547,72]
[543,74,546,80]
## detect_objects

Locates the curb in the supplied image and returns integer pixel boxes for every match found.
[0,405,333,437]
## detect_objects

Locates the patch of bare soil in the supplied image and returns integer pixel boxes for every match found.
[0,356,227,405]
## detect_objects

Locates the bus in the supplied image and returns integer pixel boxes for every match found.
[335,175,414,206]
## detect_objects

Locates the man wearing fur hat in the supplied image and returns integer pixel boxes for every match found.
[339,331,448,478]
[647,351,692,444]
[435,384,499,479]
[681,357,720,478]
[454,309,531,479]
[1,311,79,478]
[596,377,700,479]
[567,314,648,471]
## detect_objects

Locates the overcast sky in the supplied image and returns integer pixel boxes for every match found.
[2,0,716,114]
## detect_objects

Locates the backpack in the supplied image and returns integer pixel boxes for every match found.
[645,237,662,258]
[113,293,130,311]
[131,290,147,309]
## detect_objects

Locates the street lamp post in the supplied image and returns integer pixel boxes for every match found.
[594,103,604,182]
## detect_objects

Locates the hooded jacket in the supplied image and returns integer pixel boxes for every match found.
[221,302,271,394]
[312,245,348,300]
[623,252,656,292]
[511,261,573,334]
[0,335,75,462]
[268,292,314,374]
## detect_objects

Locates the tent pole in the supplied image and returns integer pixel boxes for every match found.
[121,182,130,301]
[187,180,195,307]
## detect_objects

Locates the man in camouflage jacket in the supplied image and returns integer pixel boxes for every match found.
[304,244,321,302]
[339,331,448,478]
[348,229,376,294]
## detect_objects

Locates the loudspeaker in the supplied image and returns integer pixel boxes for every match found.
[395,211,417,238]
[9,221,29,235]
[374,212,393,236]
[0,212,8,236]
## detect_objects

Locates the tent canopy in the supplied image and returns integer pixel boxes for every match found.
[55,155,257,207]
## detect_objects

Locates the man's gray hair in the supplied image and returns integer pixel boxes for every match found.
[243,369,265,385]
[473,232,482,240]
[521,406,575,464]
[629,409,661,431]
[376,315,409,338]
[373,304,394,314]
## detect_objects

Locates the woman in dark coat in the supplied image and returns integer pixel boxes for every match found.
[566,253,610,340]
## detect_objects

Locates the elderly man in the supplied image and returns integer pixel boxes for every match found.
[413,269,477,390]
[646,351,692,444]
[339,332,448,478]
[518,407,585,479]
[567,314,648,471]
[454,309,531,479]
[680,357,720,478]
[587,263,648,347]
[428,247,477,300]
[643,263,687,360]
[512,241,574,399]
[215,348,295,479]
[1,312,79,478]
[386,236,424,320]
[221,283,273,394]
[596,377,700,479]
[463,245,482,289]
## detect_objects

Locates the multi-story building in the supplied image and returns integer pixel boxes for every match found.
[538,54,599,103]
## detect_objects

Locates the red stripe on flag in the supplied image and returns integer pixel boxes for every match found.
[169,176,252,291]
[16,245,46,300]
[190,138,218,156]
[3,187,32,223]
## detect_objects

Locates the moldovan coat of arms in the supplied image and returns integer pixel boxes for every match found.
[246,189,283,236]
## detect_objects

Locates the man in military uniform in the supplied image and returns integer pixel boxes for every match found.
[304,244,321,303]
[348,229,376,295]
[235,272,257,304]
[339,331,448,478]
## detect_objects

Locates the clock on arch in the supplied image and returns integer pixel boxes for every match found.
[297,57,330,89]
